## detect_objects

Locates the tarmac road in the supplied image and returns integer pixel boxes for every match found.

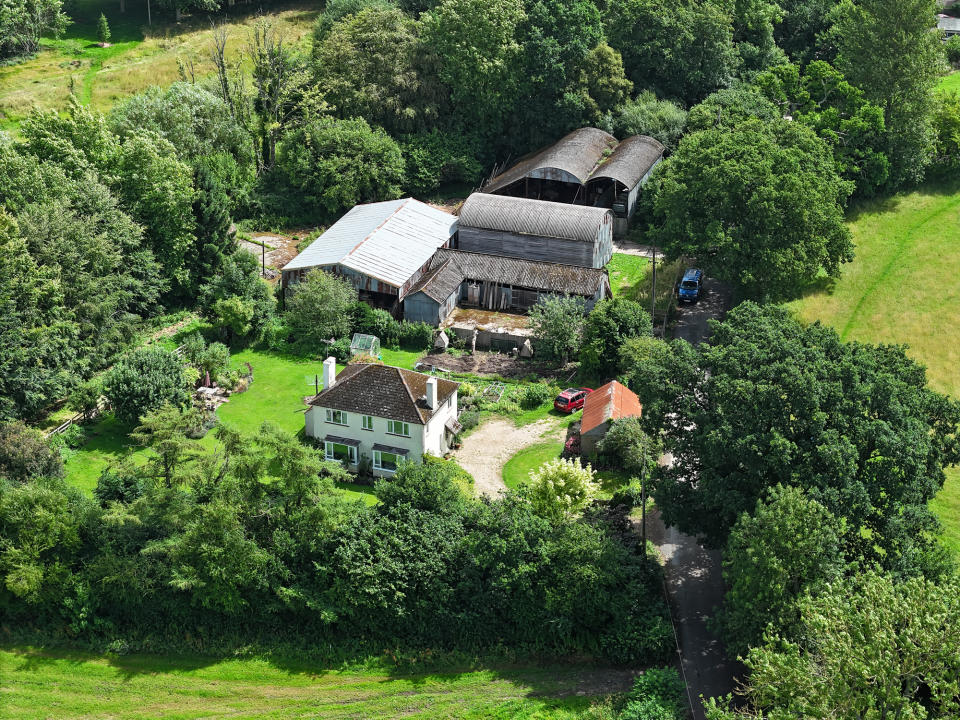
[652,276,742,720]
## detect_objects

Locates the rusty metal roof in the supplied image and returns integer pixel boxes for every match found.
[406,248,611,301]
[458,193,612,244]
[282,198,457,288]
[581,381,643,437]
[482,127,617,194]
[587,135,665,190]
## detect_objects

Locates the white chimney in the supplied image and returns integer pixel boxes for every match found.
[322,357,337,391]
[426,377,437,409]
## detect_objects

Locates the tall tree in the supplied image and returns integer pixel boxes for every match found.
[835,0,942,186]
[189,165,235,292]
[605,0,737,106]
[706,572,960,720]
[0,0,69,59]
[717,485,845,657]
[649,303,960,575]
[651,118,853,299]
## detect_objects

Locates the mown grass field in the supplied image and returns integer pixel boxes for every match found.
[0,0,317,129]
[0,648,625,720]
[789,179,960,553]
[502,441,632,498]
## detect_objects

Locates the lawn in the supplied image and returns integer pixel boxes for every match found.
[62,346,392,505]
[606,253,684,317]
[502,441,633,498]
[789,179,960,553]
[0,0,317,130]
[0,648,621,720]
[939,71,960,94]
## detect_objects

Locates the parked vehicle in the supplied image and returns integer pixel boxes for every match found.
[677,268,704,303]
[554,387,593,413]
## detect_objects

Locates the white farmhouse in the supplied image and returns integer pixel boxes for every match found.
[305,358,460,476]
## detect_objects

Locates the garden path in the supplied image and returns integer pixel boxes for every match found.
[454,417,566,497]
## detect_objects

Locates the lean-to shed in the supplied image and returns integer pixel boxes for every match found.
[403,249,612,326]
[457,193,614,269]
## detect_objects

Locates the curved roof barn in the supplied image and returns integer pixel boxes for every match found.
[587,135,665,190]
[483,128,617,194]
[482,128,663,196]
[458,193,612,244]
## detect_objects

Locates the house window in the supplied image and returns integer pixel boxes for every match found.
[387,420,410,437]
[324,441,357,465]
[362,415,374,431]
[373,450,401,473]
[325,409,347,425]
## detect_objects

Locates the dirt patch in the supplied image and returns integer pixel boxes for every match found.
[430,351,568,380]
[454,417,566,497]
[239,233,303,271]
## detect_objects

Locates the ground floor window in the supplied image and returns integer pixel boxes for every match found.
[373,450,401,473]
[325,441,357,465]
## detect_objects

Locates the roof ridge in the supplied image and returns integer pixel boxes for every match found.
[396,366,425,422]
[344,197,410,260]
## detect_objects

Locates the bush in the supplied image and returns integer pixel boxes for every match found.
[325,338,352,363]
[94,461,144,506]
[401,130,483,195]
[517,383,553,409]
[263,319,293,350]
[398,321,434,350]
[285,269,357,350]
[0,421,65,482]
[613,90,688,152]
[68,380,102,420]
[103,348,190,425]
[619,668,687,720]
[524,458,598,520]
[458,410,481,431]
[947,35,960,65]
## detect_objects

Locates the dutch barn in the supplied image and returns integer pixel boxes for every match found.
[403,248,612,326]
[457,193,614,269]
[281,198,457,310]
[482,127,664,236]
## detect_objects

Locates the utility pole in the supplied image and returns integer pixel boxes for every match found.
[641,465,647,549]
[651,244,657,327]
[146,0,151,25]
[262,241,266,277]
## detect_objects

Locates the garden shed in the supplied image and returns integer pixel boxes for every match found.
[457,194,614,268]
[580,381,642,457]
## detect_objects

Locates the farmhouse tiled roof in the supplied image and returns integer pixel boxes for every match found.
[308,363,458,425]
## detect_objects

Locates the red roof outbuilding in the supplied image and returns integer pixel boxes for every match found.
[580,381,642,437]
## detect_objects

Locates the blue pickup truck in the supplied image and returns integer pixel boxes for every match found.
[677,268,704,303]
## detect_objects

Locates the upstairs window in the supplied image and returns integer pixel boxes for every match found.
[325,409,347,425]
[387,420,410,437]
[362,415,374,431]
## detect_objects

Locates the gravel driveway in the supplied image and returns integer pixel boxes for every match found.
[454,417,566,497]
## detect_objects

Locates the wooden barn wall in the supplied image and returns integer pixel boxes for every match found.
[403,290,458,327]
[458,227,602,268]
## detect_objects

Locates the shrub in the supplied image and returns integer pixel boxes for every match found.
[517,383,553,409]
[263,319,293,350]
[524,458,598,520]
[94,461,144,506]
[398,320,434,350]
[613,90,688,152]
[68,379,102,420]
[458,382,478,398]
[458,410,481,431]
[402,130,483,195]
[325,338,352,363]
[948,35,960,65]
[103,348,190,425]
[619,668,687,720]
[0,421,65,482]
[285,268,357,350]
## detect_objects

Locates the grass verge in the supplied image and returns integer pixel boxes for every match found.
[0,647,622,720]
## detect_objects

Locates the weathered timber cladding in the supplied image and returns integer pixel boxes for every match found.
[457,227,611,268]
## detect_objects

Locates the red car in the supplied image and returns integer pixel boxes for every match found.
[554,387,593,413]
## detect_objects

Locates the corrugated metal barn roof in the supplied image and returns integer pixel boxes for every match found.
[407,249,610,301]
[588,135,665,190]
[483,127,617,194]
[458,193,612,244]
[283,198,457,288]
